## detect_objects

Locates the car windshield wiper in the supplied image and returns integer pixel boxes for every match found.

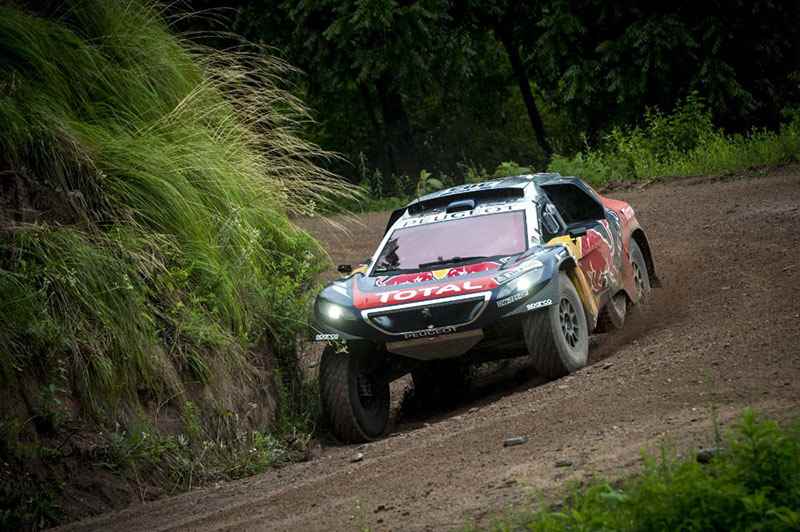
[418,256,489,269]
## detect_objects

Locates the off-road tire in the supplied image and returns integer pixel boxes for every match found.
[411,361,469,407]
[629,239,651,304]
[319,345,389,443]
[523,272,589,379]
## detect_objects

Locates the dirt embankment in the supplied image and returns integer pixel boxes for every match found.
[61,168,800,531]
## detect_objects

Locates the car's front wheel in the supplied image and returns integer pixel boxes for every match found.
[523,272,589,379]
[320,343,390,443]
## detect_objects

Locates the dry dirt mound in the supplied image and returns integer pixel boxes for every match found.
[61,168,800,531]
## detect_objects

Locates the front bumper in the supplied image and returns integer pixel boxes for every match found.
[312,272,561,360]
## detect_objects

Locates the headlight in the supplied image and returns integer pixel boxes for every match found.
[516,276,533,291]
[326,304,343,320]
[318,300,355,322]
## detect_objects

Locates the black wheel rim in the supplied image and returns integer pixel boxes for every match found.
[559,298,580,348]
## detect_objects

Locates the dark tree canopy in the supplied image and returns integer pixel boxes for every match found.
[176,0,800,182]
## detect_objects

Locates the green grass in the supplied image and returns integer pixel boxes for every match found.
[548,95,800,186]
[475,409,800,531]
[0,1,354,526]
[0,0,354,415]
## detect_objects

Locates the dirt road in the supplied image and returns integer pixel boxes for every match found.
[62,168,800,531]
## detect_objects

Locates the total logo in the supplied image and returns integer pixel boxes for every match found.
[378,280,489,304]
[355,278,497,309]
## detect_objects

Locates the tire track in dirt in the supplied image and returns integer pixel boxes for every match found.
[61,168,800,532]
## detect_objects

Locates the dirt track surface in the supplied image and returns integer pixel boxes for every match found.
[62,169,800,531]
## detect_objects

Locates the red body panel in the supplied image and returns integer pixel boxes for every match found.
[374,261,500,287]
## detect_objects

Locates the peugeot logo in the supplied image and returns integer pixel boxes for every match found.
[421,307,432,319]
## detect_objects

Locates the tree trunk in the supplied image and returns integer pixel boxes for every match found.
[375,74,418,181]
[358,83,390,179]
[497,26,553,162]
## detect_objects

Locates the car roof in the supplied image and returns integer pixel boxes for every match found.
[382,173,566,235]
[408,172,561,208]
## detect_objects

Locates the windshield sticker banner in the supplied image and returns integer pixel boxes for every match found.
[354,277,497,309]
[375,261,500,287]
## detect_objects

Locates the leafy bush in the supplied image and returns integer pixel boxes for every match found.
[549,94,800,185]
[493,161,534,178]
[416,169,447,196]
[481,410,800,531]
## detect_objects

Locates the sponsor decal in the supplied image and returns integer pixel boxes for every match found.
[314,333,339,341]
[526,298,553,311]
[355,277,497,309]
[496,290,528,308]
[403,325,457,339]
[378,280,487,304]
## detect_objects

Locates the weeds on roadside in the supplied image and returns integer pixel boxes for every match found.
[478,409,800,531]
[549,94,800,185]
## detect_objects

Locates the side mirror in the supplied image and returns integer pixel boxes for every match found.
[568,226,587,239]
[337,264,353,275]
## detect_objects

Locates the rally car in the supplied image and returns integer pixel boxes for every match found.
[313,173,657,442]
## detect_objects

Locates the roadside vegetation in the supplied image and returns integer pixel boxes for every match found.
[337,94,800,213]
[0,1,350,528]
[549,95,800,186]
[477,410,800,531]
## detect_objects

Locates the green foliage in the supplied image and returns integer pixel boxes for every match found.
[220,0,800,183]
[0,471,62,531]
[416,169,446,196]
[549,95,800,185]
[534,2,800,136]
[101,402,296,493]
[0,0,354,422]
[493,161,533,178]
[480,410,800,531]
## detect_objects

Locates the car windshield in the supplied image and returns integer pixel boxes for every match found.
[373,211,527,273]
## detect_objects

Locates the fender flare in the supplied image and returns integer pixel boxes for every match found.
[557,254,599,329]
[631,229,660,287]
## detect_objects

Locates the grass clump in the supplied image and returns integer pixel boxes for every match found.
[0,0,351,417]
[549,94,800,186]
[0,0,353,524]
[480,409,800,531]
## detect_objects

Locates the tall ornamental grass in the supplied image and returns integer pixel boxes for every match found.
[0,1,352,421]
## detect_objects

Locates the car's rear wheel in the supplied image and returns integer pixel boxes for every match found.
[630,239,651,304]
[320,343,390,443]
[523,272,589,379]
